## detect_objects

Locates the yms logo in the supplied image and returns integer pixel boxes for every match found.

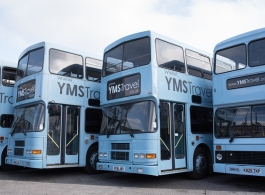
[107,74,140,100]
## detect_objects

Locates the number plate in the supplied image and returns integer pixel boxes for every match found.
[113,166,125,171]
[243,168,262,174]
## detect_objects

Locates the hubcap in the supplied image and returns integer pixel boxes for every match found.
[195,154,206,173]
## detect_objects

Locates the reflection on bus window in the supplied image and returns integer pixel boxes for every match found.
[49,49,83,79]
[100,101,156,135]
[16,48,44,81]
[215,107,256,138]
[86,57,102,82]
[249,38,265,67]
[11,104,45,134]
[2,67,16,86]
[0,114,14,128]
[103,37,151,76]
[156,39,185,73]
[186,49,211,80]
[215,44,246,74]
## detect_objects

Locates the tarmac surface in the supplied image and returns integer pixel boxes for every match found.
[0,168,265,194]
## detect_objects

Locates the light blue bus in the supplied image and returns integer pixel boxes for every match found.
[0,60,16,170]
[97,31,213,179]
[6,42,102,173]
[213,27,265,176]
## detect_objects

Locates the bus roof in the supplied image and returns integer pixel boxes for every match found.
[104,30,211,57]
[19,41,102,62]
[214,27,265,52]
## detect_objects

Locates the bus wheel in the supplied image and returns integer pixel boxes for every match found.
[84,145,99,174]
[188,147,208,180]
[1,147,19,171]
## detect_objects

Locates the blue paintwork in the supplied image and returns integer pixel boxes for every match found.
[213,27,265,176]
[0,60,16,166]
[98,31,213,176]
[6,42,101,169]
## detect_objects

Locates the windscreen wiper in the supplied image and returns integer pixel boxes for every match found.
[229,122,246,143]
[10,117,20,136]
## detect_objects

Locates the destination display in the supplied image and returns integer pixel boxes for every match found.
[107,74,140,100]
[227,72,265,90]
[17,80,36,102]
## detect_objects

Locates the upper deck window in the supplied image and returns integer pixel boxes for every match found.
[249,38,265,67]
[214,44,246,74]
[16,48,44,81]
[50,49,83,79]
[86,57,102,82]
[103,37,151,77]
[156,39,185,73]
[186,49,211,80]
[2,67,16,86]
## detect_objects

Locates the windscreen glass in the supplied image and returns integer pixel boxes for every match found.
[100,101,157,136]
[214,45,246,74]
[16,48,44,81]
[11,104,45,135]
[103,37,150,76]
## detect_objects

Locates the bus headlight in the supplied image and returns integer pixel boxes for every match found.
[27,150,42,154]
[216,153,222,161]
[139,153,145,159]
[134,153,139,158]
[99,152,103,157]
[103,153,107,157]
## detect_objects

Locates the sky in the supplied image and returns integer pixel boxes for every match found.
[0,0,265,62]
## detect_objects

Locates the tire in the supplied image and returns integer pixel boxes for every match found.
[1,147,20,171]
[84,145,99,174]
[188,147,208,180]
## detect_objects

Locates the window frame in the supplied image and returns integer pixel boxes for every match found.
[0,114,14,128]
[156,38,186,73]
[102,36,151,77]
[190,106,213,134]
[49,48,84,79]
[185,49,212,80]
[85,108,102,134]
[214,44,247,75]
[248,38,265,67]
[16,47,45,81]
[85,57,102,82]
[2,66,16,87]
[214,104,265,138]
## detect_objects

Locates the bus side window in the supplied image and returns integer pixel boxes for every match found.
[2,67,16,86]
[0,114,14,128]
[85,108,102,133]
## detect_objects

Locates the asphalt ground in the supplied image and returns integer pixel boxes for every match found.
[0,168,265,194]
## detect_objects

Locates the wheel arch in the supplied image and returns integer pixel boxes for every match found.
[195,143,213,174]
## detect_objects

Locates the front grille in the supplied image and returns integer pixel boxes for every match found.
[216,151,265,165]
[15,140,25,147]
[111,151,129,161]
[111,143,130,150]
[14,148,24,156]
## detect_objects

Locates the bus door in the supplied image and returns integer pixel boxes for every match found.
[160,101,186,171]
[47,104,80,166]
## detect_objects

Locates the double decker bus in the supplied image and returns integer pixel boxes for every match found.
[97,31,213,179]
[213,27,265,176]
[6,42,102,173]
[0,60,16,170]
